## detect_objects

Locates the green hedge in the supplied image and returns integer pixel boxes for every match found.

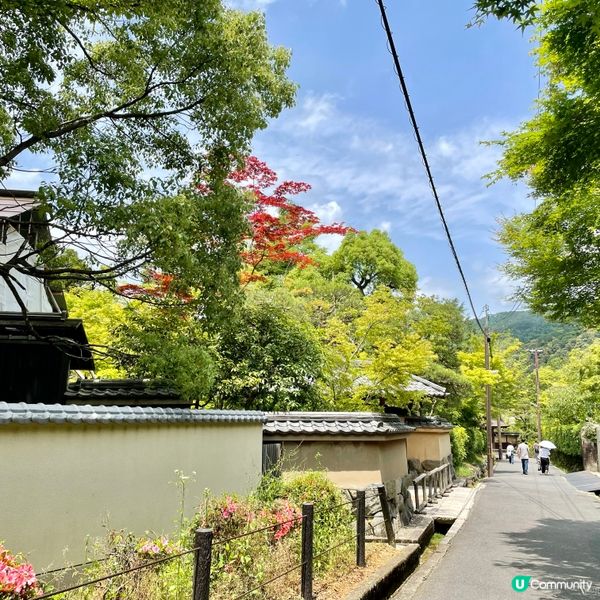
[544,424,582,457]
[451,426,468,466]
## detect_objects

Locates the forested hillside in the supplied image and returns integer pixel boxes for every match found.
[485,311,598,365]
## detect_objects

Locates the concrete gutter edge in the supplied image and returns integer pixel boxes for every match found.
[343,544,421,600]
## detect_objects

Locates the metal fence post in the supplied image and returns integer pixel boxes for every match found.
[376,485,395,546]
[356,490,366,567]
[193,528,213,600]
[301,502,314,600]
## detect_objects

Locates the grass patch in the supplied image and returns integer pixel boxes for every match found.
[454,463,477,478]
[419,532,445,564]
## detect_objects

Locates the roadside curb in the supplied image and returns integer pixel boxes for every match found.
[389,483,483,599]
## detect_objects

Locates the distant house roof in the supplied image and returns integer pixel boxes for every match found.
[404,375,447,397]
[353,373,447,397]
[264,412,414,438]
[0,189,37,219]
[0,402,266,426]
[64,379,184,407]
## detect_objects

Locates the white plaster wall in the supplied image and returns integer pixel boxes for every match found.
[0,422,263,570]
[0,227,54,312]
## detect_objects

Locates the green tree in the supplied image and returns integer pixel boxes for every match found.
[471,0,538,28]
[65,287,125,378]
[318,288,433,410]
[328,230,417,297]
[412,296,469,370]
[487,0,600,326]
[541,339,600,424]
[458,334,531,426]
[212,301,324,411]
[115,303,217,406]
[0,0,295,328]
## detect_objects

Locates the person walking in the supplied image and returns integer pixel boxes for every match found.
[539,445,551,474]
[516,440,530,475]
[534,441,540,470]
[506,443,515,464]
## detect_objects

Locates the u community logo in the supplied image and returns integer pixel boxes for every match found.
[512,576,532,592]
[512,575,595,594]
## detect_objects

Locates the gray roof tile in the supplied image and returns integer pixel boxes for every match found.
[264,412,414,436]
[0,402,266,425]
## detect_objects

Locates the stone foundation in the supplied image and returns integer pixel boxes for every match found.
[343,475,416,537]
[343,454,454,537]
[582,437,598,472]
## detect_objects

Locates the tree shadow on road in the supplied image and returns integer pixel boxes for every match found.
[494,518,600,597]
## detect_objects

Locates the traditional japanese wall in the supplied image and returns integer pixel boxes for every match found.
[406,429,452,465]
[0,407,264,571]
[279,436,409,488]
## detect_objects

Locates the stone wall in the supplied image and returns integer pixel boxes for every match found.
[582,437,599,472]
[342,474,416,538]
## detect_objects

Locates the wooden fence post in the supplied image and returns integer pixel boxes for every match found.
[193,528,213,600]
[301,503,314,600]
[413,480,420,512]
[376,485,395,547]
[356,490,366,567]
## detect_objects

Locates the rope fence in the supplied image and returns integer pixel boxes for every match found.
[33,493,365,600]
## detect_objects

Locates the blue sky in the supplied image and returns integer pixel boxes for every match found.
[234,0,539,314]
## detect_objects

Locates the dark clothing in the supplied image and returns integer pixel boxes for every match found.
[540,457,550,474]
[521,458,529,475]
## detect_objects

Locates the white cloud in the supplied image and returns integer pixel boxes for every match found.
[418,276,456,300]
[258,92,522,243]
[315,233,344,254]
[293,93,339,133]
[308,200,342,223]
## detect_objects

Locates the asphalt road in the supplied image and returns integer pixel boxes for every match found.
[409,461,600,600]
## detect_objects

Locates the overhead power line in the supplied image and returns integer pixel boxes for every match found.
[374,0,487,338]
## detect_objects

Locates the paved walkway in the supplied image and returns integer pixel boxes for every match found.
[398,462,600,600]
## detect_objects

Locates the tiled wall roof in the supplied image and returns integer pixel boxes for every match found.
[264,412,414,436]
[0,402,266,425]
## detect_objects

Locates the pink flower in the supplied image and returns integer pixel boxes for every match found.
[221,497,239,519]
[0,553,39,597]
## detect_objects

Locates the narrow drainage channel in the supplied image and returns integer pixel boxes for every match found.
[418,518,455,565]
[433,518,454,535]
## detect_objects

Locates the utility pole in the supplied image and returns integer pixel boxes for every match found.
[527,349,543,442]
[484,306,494,477]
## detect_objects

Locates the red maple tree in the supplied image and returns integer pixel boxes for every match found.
[118,156,351,296]
[230,156,350,282]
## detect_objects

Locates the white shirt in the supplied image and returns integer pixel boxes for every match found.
[506,444,514,455]
[517,442,529,459]
[539,447,551,459]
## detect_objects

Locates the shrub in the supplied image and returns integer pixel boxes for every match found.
[0,544,39,599]
[465,427,486,462]
[280,471,354,573]
[451,426,468,466]
[545,424,582,457]
[44,472,354,600]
